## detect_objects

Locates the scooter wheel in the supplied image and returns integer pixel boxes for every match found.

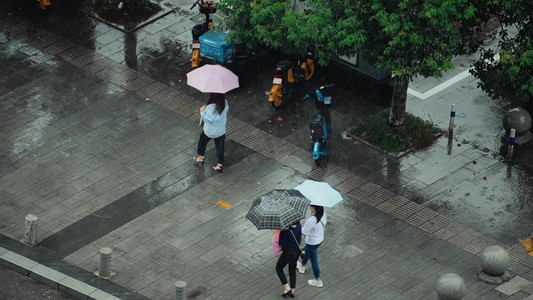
[315,157,324,167]
[271,100,282,110]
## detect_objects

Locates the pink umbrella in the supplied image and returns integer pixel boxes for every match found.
[186,64,239,93]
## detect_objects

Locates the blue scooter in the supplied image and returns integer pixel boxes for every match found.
[303,84,334,166]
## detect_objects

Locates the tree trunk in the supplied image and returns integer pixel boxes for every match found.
[388,76,408,126]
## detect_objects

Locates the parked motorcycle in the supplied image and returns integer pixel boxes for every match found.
[190,0,235,68]
[303,84,334,166]
[268,53,315,109]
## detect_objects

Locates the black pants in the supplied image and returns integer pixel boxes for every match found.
[197,132,225,165]
[275,250,299,288]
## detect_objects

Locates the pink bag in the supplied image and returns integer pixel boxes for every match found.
[272,230,282,255]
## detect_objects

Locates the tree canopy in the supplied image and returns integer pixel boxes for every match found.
[218,0,364,64]
[220,0,481,73]
[353,0,480,79]
[471,0,533,103]
[220,0,486,125]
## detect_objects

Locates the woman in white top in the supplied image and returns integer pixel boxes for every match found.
[297,205,326,287]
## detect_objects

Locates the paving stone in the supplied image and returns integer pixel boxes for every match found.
[405,207,439,228]
[29,263,68,289]
[84,60,108,73]
[58,275,97,300]
[496,275,533,296]
[87,289,122,300]
[0,251,39,276]
[466,281,504,299]
[391,201,423,220]
[363,188,395,207]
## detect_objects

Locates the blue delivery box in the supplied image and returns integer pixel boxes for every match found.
[199,30,235,64]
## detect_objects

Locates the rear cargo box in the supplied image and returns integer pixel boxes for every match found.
[199,30,235,64]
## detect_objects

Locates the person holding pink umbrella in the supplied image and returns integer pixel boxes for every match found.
[186,64,239,94]
[194,93,228,172]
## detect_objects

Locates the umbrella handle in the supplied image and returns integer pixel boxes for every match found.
[190,0,199,10]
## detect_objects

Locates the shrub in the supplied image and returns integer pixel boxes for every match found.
[350,108,442,153]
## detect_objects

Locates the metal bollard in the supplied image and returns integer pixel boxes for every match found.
[446,104,456,155]
[24,214,38,245]
[507,128,515,160]
[98,247,112,278]
[174,280,187,300]
[447,134,453,155]
[448,104,456,135]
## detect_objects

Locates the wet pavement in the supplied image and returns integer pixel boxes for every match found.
[0,263,75,299]
[1,0,533,299]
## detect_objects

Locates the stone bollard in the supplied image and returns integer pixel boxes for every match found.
[98,247,112,278]
[502,107,531,144]
[478,245,511,284]
[174,280,187,300]
[23,214,38,245]
[435,273,466,300]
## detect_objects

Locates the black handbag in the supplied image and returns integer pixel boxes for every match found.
[289,230,305,260]
[300,249,306,260]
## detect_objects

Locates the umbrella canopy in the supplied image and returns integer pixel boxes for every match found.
[294,180,343,208]
[246,190,310,230]
[186,64,239,93]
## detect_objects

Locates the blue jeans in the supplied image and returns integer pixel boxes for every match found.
[197,132,225,165]
[301,243,321,279]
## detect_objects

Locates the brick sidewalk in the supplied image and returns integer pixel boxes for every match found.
[1,5,533,300]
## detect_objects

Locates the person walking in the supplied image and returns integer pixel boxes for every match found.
[297,205,326,288]
[275,221,302,298]
[193,93,228,172]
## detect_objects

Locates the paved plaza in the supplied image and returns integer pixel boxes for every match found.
[1,1,533,299]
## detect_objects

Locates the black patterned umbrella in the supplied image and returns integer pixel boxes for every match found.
[246,190,310,230]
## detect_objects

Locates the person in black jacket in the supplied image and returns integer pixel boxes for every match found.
[275,221,302,298]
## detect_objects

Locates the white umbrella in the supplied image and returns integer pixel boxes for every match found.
[186,64,239,93]
[294,180,343,207]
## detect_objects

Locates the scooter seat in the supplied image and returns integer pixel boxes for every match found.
[292,66,305,81]
[310,113,324,124]
[276,60,292,71]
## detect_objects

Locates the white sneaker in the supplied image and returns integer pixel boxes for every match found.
[308,279,323,287]
[296,261,305,274]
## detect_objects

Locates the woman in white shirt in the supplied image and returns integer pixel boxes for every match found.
[297,205,326,288]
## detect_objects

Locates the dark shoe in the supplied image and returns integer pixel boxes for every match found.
[213,163,223,172]
[281,289,291,298]
[289,289,294,298]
